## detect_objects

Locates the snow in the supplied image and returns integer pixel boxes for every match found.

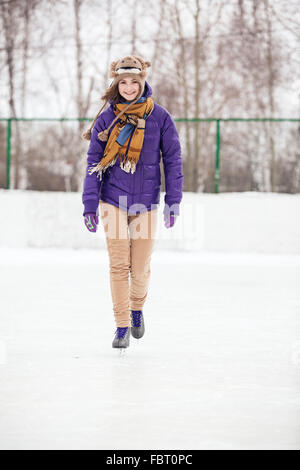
[0,190,300,449]
[1,189,300,253]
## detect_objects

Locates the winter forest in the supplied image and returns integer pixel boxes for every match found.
[1,0,299,194]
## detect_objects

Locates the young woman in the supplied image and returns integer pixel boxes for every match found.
[81,55,183,349]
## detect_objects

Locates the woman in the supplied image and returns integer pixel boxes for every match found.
[81,55,183,349]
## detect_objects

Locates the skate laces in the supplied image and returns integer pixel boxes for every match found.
[116,327,128,339]
[131,310,142,327]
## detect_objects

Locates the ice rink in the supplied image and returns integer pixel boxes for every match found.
[0,247,299,449]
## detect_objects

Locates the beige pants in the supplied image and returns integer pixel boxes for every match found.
[99,200,158,327]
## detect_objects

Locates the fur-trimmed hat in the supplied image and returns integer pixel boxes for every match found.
[81,55,151,141]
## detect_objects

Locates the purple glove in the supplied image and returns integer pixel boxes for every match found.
[84,212,99,232]
[164,211,177,229]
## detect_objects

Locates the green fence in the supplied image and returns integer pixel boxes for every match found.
[1,117,299,192]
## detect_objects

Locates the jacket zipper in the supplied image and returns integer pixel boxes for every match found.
[125,127,136,195]
[125,111,147,196]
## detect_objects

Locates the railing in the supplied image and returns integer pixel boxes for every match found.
[1,117,299,192]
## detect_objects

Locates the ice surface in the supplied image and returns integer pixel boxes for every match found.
[0,247,299,450]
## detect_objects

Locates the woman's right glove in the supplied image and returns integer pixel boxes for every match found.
[84,213,99,232]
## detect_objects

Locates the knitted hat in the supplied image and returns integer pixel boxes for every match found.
[81,55,151,141]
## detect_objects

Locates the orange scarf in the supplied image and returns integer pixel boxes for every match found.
[89,97,154,180]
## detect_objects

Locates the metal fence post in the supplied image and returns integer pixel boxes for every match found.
[6,118,11,189]
[214,119,220,193]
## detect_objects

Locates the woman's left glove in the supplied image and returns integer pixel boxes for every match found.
[164,211,177,229]
[84,213,99,232]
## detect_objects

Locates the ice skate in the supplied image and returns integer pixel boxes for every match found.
[112,326,130,349]
[130,310,145,339]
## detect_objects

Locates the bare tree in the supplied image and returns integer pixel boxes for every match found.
[1,0,21,188]
[104,0,113,84]
[1,0,299,194]
[20,0,42,117]
[263,0,276,191]
[173,0,192,191]
[149,0,166,78]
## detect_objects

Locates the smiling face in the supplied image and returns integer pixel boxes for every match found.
[118,77,140,101]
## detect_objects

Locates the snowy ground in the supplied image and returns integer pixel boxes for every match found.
[0,247,300,450]
[1,189,300,253]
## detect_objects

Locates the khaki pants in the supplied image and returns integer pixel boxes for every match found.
[99,200,158,327]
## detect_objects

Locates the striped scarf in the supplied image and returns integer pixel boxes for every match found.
[89,96,154,180]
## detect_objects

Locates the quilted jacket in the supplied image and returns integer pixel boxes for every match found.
[82,81,183,217]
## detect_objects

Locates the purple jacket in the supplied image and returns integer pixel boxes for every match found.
[82,81,183,217]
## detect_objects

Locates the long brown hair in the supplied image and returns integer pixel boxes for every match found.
[101,84,121,105]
